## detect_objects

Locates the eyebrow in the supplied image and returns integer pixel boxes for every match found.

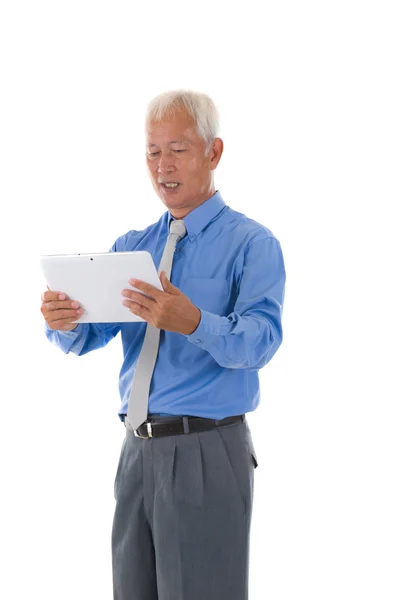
[148,140,191,148]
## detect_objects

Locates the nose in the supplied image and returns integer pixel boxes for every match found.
[157,151,177,174]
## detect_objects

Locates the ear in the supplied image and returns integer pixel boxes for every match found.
[209,137,223,170]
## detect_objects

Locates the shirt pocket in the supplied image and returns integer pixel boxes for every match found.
[188,277,230,315]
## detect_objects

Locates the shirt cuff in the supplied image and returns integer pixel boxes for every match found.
[185,309,223,347]
[44,321,82,334]
[44,321,84,353]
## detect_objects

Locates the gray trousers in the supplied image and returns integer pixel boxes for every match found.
[112,415,258,600]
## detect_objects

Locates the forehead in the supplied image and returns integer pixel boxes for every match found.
[146,110,201,146]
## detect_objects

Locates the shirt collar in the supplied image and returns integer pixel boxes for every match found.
[167,190,226,242]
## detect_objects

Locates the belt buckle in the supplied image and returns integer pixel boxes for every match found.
[134,422,153,439]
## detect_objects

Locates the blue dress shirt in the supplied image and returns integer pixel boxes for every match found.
[45,190,286,422]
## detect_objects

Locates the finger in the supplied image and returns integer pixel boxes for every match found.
[122,289,155,308]
[45,300,82,312]
[122,299,140,312]
[125,301,148,320]
[42,290,69,302]
[128,279,162,298]
[46,316,81,330]
[46,308,83,321]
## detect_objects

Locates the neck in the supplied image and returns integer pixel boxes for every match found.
[170,186,216,220]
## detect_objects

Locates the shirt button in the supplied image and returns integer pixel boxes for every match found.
[195,339,202,343]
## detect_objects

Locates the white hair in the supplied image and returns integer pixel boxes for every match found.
[145,89,220,153]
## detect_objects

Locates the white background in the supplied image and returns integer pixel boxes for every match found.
[1,1,399,598]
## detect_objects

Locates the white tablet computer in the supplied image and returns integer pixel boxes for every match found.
[39,251,162,323]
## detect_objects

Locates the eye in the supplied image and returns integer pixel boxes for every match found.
[173,149,186,153]
[148,152,160,157]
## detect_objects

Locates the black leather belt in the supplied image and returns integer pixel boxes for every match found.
[123,414,245,439]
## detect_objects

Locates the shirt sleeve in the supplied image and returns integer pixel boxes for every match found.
[185,236,286,370]
[44,321,121,355]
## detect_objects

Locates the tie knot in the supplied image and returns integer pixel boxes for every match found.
[169,219,187,241]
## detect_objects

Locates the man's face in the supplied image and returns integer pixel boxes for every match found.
[146,108,222,218]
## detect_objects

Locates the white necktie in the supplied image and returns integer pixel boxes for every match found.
[126,218,187,430]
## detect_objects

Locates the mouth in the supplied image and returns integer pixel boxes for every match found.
[160,182,181,192]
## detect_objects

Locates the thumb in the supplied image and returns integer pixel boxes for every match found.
[160,271,175,291]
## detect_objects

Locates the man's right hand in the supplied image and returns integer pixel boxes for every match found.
[41,290,85,331]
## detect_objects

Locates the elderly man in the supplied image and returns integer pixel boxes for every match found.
[41,90,286,600]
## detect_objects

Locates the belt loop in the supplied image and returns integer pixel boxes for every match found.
[182,416,190,433]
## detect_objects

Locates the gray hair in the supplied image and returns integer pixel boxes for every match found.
[145,89,220,153]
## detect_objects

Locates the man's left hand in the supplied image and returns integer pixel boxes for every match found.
[121,271,201,335]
